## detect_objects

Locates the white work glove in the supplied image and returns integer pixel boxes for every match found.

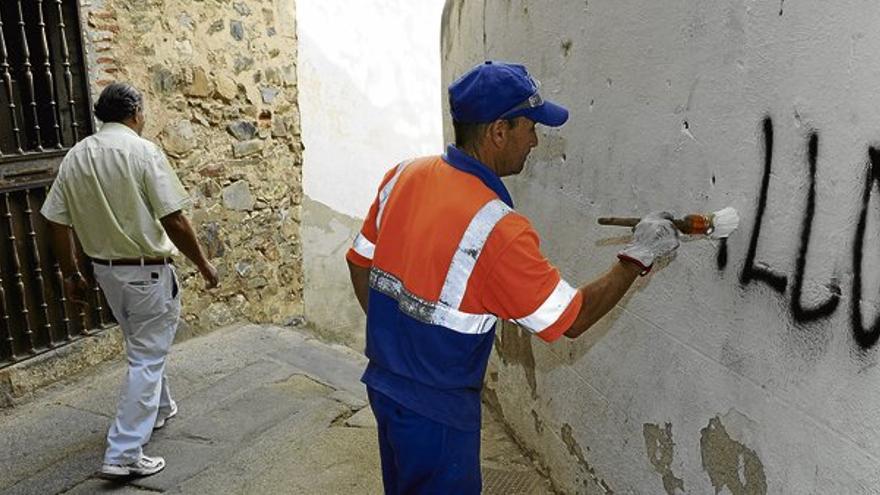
[617,211,680,275]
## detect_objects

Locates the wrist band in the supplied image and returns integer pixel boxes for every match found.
[617,253,651,276]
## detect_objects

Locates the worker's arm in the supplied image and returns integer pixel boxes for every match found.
[160,210,219,288]
[342,166,403,316]
[563,261,640,338]
[347,259,370,314]
[45,220,90,306]
[564,211,679,339]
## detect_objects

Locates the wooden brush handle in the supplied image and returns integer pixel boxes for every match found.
[597,217,642,227]
[598,215,710,235]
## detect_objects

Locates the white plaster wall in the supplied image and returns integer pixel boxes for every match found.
[298,0,446,342]
[443,1,880,493]
[298,0,446,218]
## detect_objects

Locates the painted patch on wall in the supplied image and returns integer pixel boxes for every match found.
[699,416,767,495]
[643,423,685,494]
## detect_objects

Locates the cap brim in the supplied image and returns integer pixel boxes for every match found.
[520,100,569,127]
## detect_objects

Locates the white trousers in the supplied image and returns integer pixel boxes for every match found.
[94,263,181,464]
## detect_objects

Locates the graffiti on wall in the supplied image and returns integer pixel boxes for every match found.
[722,116,880,349]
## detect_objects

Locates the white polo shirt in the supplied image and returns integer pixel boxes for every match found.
[41,122,191,259]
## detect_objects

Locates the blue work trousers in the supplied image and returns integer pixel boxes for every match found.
[368,388,481,494]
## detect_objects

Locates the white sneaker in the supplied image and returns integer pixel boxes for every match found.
[100,455,166,477]
[154,403,178,430]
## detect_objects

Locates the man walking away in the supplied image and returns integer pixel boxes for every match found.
[41,82,219,478]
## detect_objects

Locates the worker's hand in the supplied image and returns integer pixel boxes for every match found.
[64,272,91,308]
[199,262,220,289]
[617,211,680,274]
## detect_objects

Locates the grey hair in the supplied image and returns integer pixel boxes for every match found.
[93,82,143,123]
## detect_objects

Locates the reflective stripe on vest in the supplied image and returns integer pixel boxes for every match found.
[439,199,512,308]
[512,278,578,333]
[376,160,413,230]
[353,159,413,263]
[370,267,498,335]
[352,232,375,259]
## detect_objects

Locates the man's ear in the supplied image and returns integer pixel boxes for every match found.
[486,119,508,149]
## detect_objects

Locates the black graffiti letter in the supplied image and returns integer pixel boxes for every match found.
[851,147,880,349]
[739,117,788,293]
[790,133,840,322]
[716,239,728,271]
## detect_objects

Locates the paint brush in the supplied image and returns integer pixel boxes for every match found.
[598,207,740,239]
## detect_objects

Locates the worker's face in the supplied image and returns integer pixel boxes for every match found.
[498,117,538,177]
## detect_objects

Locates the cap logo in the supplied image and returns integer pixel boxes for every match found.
[527,92,544,107]
[498,93,543,119]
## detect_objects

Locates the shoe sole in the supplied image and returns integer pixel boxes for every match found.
[100,459,166,478]
[99,468,164,478]
[99,470,130,479]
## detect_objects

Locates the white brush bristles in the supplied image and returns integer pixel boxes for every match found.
[710,207,739,239]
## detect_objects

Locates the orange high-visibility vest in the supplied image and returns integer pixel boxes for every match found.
[347,145,582,431]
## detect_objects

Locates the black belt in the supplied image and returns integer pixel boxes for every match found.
[91,257,173,266]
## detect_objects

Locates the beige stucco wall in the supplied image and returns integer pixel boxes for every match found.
[444,0,880,493]
[78,0,303,331]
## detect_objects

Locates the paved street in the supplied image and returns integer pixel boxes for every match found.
[0,324,553,494]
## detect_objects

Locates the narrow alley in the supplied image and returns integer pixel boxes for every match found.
[0,324,553,494]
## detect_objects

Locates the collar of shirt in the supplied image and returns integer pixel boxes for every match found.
[442,144,514,208]
[98,121,139,137]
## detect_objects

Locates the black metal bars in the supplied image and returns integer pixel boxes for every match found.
[0,183,113,369]
[0,0,91,159]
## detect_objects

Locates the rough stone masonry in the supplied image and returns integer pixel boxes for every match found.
[79,0,304,330]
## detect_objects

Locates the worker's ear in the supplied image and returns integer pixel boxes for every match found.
[486,119,510,149]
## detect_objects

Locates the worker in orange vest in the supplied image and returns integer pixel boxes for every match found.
[347,61,679,494]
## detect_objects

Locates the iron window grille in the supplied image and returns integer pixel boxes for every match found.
[0,0,109,370]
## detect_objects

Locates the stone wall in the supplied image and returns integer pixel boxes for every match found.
[79,0,303,330]
[443,0,880,493]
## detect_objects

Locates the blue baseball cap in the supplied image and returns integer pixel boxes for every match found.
[448,61,568,126]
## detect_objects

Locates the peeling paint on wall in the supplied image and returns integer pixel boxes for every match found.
[643,423,685,494]
[560,423,613,494]
[531,409,544,435]
[495,321,538,399]
[700,416,767,495]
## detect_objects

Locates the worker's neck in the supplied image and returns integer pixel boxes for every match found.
[459,144,502,177]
